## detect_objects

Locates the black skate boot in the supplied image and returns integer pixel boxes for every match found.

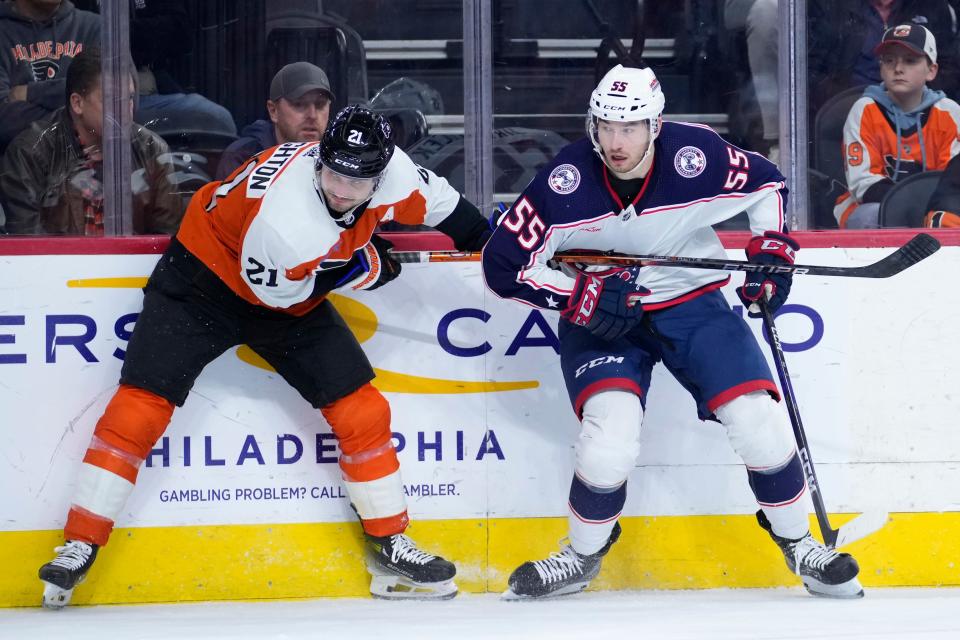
[503,521,622,600]
[365,532,457,600]
[38,540,99,608]
[757,510,863,599]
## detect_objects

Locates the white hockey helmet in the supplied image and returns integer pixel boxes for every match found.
[587,65,665,172]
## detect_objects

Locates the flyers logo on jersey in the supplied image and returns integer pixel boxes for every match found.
[246,142,307,198]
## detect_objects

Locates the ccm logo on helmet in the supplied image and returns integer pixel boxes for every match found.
[602,104,627,111]
[334,157,361,170]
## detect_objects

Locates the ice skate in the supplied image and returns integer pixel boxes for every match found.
[365,532,458,600]
[757,510,863,599]
[503,521,621,600]
[38,540,99,608]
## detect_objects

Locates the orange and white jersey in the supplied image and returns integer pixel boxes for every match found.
[176,141,462,314]
[834,93,960,226]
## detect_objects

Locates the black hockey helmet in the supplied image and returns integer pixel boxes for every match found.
[318,105,395,179]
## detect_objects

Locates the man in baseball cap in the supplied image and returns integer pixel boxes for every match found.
[217,62,335,179]
[269,61,336,103]
[874,24,938,65]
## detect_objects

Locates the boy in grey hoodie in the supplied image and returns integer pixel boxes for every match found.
[0,0,100,153]
[834,23,960,228]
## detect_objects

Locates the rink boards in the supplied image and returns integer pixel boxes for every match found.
[1,232,959,606]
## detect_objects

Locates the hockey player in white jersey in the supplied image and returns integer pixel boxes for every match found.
[37,106,492,607]
[482,65,863,599]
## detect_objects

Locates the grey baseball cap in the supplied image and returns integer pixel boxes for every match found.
[269,62,335,101]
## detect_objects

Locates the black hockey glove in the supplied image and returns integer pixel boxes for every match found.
[351,234,402,291]
[562,267,650,341]
[736,230,799,317]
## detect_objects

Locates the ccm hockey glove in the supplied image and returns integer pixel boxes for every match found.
[351,234,402,291]
[562,267,650,341]
[737,230,799,317]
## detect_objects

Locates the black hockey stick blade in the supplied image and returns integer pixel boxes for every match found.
[848,232,941,278]
[554,232,941,278]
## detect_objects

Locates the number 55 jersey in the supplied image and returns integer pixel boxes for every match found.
[481,121,789,312]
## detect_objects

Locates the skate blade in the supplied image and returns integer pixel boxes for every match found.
[41,581,75,609]
[802,576,865,599]
[369,575,458,601]
[501,582,589,601]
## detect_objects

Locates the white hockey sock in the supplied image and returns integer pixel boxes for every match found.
[568,512,618,556]
[762,499,811,540]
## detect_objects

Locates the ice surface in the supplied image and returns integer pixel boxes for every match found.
[1,588,958,640]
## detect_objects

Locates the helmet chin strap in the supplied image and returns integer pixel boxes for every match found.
[314,169,381,229]
[609,146,655,180]
[589,115,660,179]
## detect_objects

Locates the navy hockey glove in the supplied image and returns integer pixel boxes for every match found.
[736,230,799,317]
[352,234,402,291]
[562,267,651,341]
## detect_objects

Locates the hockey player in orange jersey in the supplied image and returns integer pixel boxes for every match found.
[37,105,491,607]
[834,24,960,228]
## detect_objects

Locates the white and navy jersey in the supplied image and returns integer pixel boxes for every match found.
[481,121,788,311]
[178,142,463,315]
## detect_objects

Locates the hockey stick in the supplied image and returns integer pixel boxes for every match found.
[553,232,940,278]
[759,299,888,549]
[390,232,941,276]
[390,250,481,263]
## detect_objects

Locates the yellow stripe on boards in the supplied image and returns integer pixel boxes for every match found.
[495,512,960,590]
[3,512,959,607]
[370,369,540,394]
[66,277,149,288]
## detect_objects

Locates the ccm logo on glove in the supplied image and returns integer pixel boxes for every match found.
[737,230,799,317]
[563,267,650,341]
[757,237,796,262]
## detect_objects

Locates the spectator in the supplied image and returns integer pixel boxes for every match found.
[0,0,101,153]
[216,62,333,179]
[923,151,960,226]
[0,47,183,235]
[72,0,236,136]
[808,0,960,117]
[131,0,236,135]
[833,25,960,228]
[725,0,780,162]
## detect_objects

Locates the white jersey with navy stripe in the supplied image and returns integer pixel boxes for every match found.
[481,121,789,311]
